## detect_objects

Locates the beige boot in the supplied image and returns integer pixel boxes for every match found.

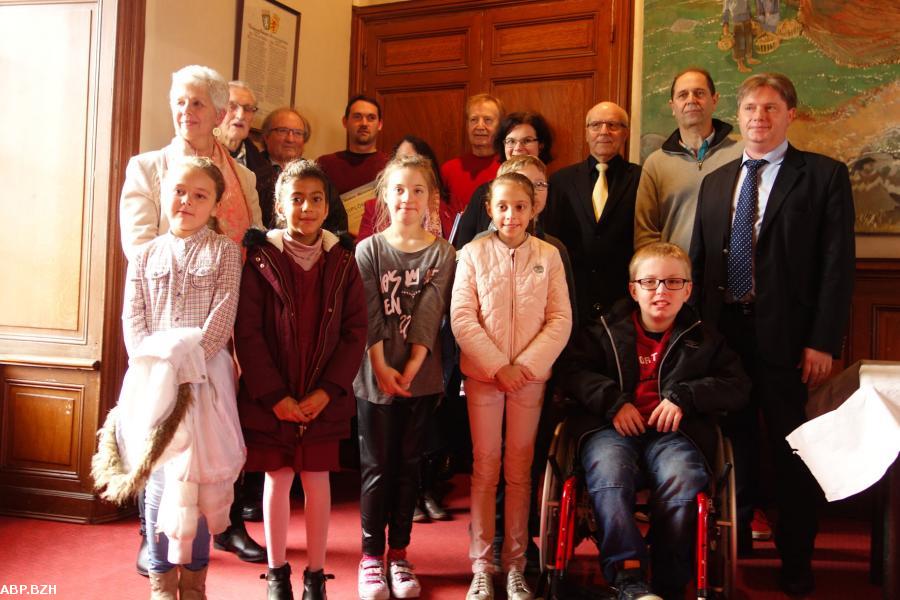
[178,565,208,600]
[148,569,178,600]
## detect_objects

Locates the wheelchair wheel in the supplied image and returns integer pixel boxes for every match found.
[704,432,737,598]
[537,420,581,599]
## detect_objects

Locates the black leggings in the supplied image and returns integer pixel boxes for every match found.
[358,394,437,556]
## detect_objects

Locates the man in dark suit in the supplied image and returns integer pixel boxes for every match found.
[690,73,855,596]
[545,101,641,323]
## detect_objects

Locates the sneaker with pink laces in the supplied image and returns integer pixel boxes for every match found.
[389,558,421,598]
[358,556,389,600]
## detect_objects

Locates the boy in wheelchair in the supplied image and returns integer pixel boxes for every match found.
[559,243,749,600]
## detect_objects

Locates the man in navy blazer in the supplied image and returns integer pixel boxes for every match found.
[545,101,641,323]
[690,73,855,596]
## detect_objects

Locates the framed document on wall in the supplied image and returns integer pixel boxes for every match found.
[234,0,300,129]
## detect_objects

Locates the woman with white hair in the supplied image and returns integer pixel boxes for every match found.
[116,65,265,595]
[120,64,263,259]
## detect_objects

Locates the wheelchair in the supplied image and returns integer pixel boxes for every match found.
[536,418,737,599]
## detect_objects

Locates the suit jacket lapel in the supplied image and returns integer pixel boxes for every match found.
[599,157,627,223]
[713,160,742,249]
[574,160,595,230]
[760,144,804,240]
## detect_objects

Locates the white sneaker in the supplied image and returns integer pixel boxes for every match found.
[506,569,533,600]
[358,557,389,600]
[388,559,421,598]
[466,571,494,600]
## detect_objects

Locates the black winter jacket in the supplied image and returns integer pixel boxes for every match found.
[558,298,750,465]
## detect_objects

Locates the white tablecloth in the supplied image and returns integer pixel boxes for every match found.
[786,361,900,502]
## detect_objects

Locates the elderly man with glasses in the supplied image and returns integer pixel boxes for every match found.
[261,106,348,233]
[218,81,278,228]
[545,101,642,323]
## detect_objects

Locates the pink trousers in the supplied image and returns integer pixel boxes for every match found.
[466,378,545,573]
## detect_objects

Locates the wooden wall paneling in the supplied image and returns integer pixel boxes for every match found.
[0,3,93,339]
[873,307,900,360]
[847,260,900,365]
[0,0,144,523]
[4,379,83,474]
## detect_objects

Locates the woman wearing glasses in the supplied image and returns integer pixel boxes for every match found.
[454,112,554,248]
[120,65,263,258]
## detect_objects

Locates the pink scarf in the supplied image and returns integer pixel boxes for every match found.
[164,137,252,245]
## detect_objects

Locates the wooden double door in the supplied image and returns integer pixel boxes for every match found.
[350,0,634,173]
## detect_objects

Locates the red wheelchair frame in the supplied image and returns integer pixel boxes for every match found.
[537,421,737,600]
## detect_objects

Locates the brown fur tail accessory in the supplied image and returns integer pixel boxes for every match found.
[91,382,194,504]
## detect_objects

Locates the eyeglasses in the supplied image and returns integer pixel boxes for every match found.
[228,101,259,114]
[503,136,539,147]
[533,181,549,190]
[586,120,628,133]
[271,127,306,138]
[631,278,690,290]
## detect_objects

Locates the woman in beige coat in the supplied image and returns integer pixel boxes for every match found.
[119,64,262,259]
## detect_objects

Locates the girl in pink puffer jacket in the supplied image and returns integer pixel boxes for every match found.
[450,173,572,600]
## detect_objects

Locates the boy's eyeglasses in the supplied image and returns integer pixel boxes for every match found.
[631,278,690,291]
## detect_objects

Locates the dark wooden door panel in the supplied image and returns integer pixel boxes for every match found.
[352,0,633,170]
[492,74,595,173]
[378,86,470,165]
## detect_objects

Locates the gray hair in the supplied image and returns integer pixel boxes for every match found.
[170,65,229,111]
[262,107,312,142]
[228,80,257,103]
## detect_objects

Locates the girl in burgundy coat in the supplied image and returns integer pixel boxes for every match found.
[235,159,368,600]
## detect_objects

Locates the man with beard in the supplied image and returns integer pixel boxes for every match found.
[316,95,390,196]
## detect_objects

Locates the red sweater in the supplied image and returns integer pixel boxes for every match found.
[316,150,389,195]
[440,153,500,232]
[632,311,673,419]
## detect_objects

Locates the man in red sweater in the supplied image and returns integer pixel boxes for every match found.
[440,93,505,234]
[316,95,390,196]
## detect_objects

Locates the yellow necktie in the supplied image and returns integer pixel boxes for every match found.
[592,162,609,221]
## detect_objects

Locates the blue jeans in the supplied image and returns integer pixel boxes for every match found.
[581,428,708,590]
[145,470,211,573]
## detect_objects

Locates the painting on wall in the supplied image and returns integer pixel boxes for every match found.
[639,0,900,234]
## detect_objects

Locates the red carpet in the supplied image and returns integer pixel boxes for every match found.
[0,473,882,599]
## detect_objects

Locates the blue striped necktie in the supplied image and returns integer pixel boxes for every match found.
[727,159,767,299]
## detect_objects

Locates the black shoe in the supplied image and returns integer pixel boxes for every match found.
[524,539,540,575]
[613,569,662,600]
[214,522,267,563]
[778,565,814,597]
[136,534,150,578]
[422,492,451,521]
[241,500,263,522]
[302,567,334,600]
[261,562,293,600]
